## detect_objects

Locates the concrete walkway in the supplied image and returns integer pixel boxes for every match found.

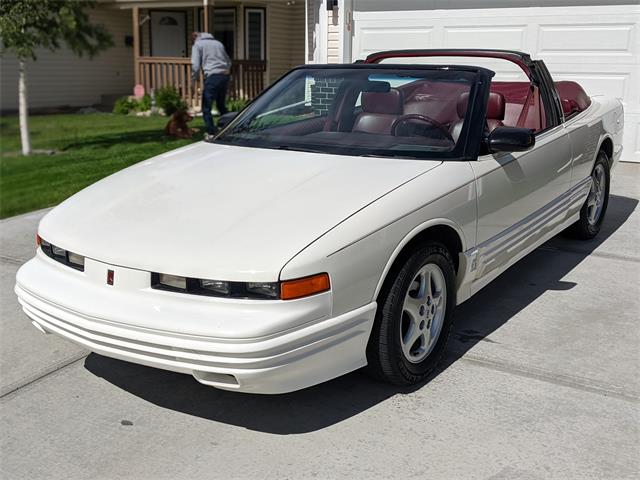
[1,164,639,479]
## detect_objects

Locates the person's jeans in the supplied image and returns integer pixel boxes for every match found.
[202,73,230,135]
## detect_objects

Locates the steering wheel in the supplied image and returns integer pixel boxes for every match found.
[391,114,454,143]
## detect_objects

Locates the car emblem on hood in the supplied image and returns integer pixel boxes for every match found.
[107,269,114,286]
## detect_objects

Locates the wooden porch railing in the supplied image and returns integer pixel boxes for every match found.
[136,57,266,109]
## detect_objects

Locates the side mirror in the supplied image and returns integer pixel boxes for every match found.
[217,112,239,130]
[487,126,535,153]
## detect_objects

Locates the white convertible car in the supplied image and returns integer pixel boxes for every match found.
[16,50,623,393]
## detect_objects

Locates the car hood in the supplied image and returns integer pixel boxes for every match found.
[40,142,441,281]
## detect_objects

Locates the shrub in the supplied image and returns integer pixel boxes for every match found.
[112,94,153,114]
[137,94,152,112]
[113,97,136,115]
[226,97,248,113]
[156,86,186,115]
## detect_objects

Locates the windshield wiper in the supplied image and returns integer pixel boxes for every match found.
[359,152,422,160]
[274,145,326,154]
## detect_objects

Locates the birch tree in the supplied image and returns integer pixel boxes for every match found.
[0,0,112,155]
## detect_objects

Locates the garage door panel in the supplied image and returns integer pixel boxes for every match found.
[545,71,629,101]
[354,23,433,57]
[541,62,638,103]
[443,26,527,50]
[537,24,635,56]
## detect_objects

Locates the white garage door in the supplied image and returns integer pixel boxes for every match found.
[352,4,640,162]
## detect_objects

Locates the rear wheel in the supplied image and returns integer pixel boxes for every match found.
[566,151,610,239]
[366,243,456,386]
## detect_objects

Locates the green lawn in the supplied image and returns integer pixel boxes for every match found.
[0,113,204,218]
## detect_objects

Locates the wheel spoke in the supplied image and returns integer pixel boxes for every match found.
[403,296,422,321]
[587,184,597,205]
[402,322,423,357]
[433,288,444,307]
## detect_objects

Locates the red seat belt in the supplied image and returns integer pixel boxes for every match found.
[516,85,535,128]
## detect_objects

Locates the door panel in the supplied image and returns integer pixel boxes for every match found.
[470,126,572,279]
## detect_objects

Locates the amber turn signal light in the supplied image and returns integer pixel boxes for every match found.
[36,234,42,247]
[280,273,330,300]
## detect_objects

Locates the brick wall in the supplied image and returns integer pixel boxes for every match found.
[310,77,341,115]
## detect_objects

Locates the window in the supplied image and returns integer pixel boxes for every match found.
[213,8,236,59]
[245,8,265,60]
[215,67,479,160]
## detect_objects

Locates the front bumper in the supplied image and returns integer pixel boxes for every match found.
[15,251,376,394]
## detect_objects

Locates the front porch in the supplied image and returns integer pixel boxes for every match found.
[123,0,305,109]
[134,56,266,109]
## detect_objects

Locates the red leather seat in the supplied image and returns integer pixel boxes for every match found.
[352,89,403,135]
[450,91,505,141]
[402,81,468,126]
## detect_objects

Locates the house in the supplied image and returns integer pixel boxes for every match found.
[0,0,305,111]
[307,0,639,162]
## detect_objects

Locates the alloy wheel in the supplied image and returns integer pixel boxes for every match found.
[400,263,447,363]
[587,163,606,225]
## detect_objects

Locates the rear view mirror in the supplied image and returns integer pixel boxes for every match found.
[362,81,391,93]
[487,126,535,153]
[218,112,239,130]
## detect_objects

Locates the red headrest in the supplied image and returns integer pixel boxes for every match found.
[487,92,506,120]
[555,81,591,115]
[456,91,505,120]
[362,89,403,115]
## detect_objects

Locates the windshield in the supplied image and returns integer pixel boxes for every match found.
[214,66,479,159]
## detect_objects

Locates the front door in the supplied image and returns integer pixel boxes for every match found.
[469,126,573,294]
[150,11,187,57]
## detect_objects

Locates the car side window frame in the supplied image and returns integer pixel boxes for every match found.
[533,60,564,129]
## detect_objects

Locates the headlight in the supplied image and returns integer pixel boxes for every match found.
[157,273,187,290]
[151,272,328,300]
[199,279,230,295]
[246,282,279,299]
[39,236,85,272]
[67,252,85,269]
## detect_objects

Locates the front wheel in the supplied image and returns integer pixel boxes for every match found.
[366,243,457,386]
[565,150,610,239]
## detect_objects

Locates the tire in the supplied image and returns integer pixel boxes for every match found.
[366,242,457,386]
[565,150,611,240]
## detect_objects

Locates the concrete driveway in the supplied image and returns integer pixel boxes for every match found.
[1,163,638,480]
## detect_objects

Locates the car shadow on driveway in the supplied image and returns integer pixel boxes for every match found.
[84,194,638,434]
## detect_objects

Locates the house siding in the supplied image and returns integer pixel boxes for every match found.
[0,1,306,111]
[267,1,305,84]
[326,8,340,63]
[0,7,134,111]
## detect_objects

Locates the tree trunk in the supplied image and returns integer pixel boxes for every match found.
[19,60,32,156]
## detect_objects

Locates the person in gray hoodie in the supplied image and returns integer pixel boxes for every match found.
[191,32,232,139]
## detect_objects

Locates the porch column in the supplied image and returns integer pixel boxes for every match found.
[203,0,209,32]
[132,6,140,85]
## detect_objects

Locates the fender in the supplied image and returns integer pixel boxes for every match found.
[372,218,468,300]
[596,133,615,168]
